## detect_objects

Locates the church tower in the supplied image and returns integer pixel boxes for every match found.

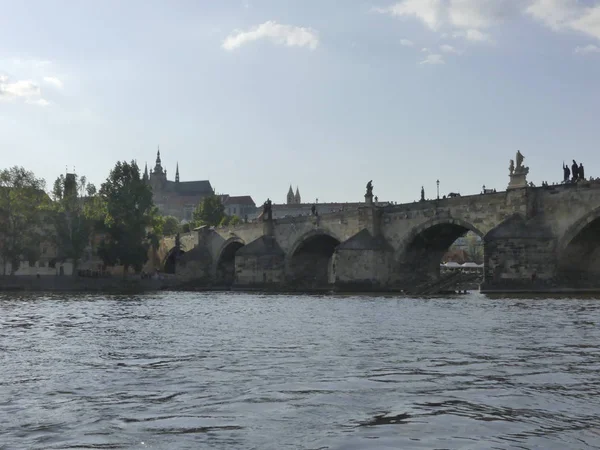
[295,187,301,204]
[142,163,149,183]
[149,146,167,192]
[287,185,295,204]
[175,162,180,183]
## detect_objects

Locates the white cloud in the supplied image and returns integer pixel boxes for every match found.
[0,75,48,106]
[420,53,445,64]
[575,44,600,54]
[378,0,600,54]
[440,44,462,53]
[0,78,40,98]
[222,21,319,51]
[375,0,445,30]
[43,76,63,89]
[376,0,518,30]
[422,47,430,52]
[448,0,521,29]
[526,0,580,30]
[527,0,600,41]
[26,98,50,107]
[400,38,415,46]
[453,28,492,42]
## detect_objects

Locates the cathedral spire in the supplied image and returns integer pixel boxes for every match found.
[153,145,164,175]
[287,185,294,204]
[295,186,301,204]
[143,162,149,182]
[175,162,180,183]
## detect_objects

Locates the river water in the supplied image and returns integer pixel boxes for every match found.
[1,292,600,450]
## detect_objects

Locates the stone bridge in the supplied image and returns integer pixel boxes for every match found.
[161,182,600,292]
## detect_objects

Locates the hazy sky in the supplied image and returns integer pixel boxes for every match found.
[1,0,599,205]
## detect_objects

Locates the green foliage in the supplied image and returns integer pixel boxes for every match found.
[219,215,230,227]
[181,223,191,233]
[192,195,225,227]
[162,215,181,236]
[0,167,48,274]
[48,173,103,271]
[217,215,241,227]
[97,161,156,273]
[466,232,483,264]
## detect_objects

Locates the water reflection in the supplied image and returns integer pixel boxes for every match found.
[1,292,600,449]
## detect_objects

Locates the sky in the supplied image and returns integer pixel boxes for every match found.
[1,0,600,205]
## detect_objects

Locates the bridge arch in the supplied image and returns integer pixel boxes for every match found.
[164,246,186,274]
[215,238,246,285]
[557,207,600,286]
[287,230,342,288]
[393,217,484,288]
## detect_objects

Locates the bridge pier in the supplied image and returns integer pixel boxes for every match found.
[480,214,556,293]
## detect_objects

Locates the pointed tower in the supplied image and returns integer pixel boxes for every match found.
[295,187,301,204]
[287,185,294,204]
[153,146,164,175]
[150,146,167,193]
[175,162,180,183]
[142,163,149,182]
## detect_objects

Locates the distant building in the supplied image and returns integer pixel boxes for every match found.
[287,185,301,204]
[222,195,257,218]
[146,148,215,222]
[248,185,384,220]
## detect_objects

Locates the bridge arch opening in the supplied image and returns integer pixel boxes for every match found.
[288,233,341,288]
[558,216,600,287]
[216,240,245,285]
[395,220,484,292]
[164,247,186,274]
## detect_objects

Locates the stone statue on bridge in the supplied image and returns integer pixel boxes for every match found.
[262,199,273,221]
[366,180,373,196]
[508,150,530,190]
[515,151,529,175]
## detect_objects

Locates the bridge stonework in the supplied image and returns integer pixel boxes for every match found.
[161,182,600,292]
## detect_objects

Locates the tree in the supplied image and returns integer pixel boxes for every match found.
[192,195,225,227]
[162,215,181,236]
[48,173,102,273]
[229,215,242,226]
[466,232,483,264]
[0,167,48,274]
[97,161,155,274]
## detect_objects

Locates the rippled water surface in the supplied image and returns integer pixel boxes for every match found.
[2,292,600,449]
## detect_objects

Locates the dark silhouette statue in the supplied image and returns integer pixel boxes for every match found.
[579,163,585,180]
[563,163,570,183]
[572,160,579,182]
[420,186,425,202]
[263,198,273,221]
[366,180,373,196]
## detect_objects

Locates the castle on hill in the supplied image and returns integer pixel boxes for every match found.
[145,148,255,222]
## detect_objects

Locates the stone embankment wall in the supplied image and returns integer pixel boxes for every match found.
[0,275,176,293]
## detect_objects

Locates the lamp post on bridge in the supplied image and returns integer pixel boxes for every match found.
[436,179,440,200]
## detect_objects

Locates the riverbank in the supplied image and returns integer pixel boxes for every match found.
[0,275,176,293]
[2,276,599,296]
